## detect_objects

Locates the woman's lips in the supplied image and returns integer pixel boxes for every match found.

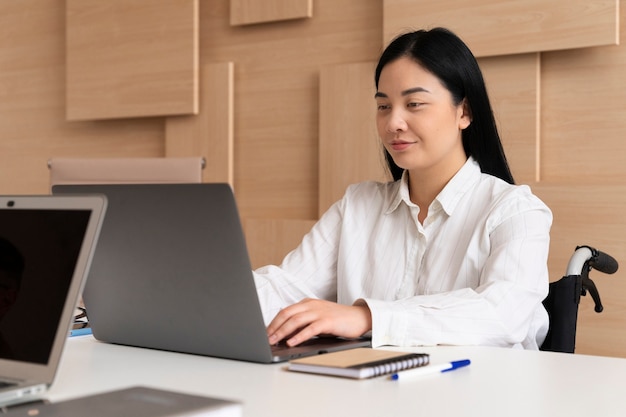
[389,141,415,151]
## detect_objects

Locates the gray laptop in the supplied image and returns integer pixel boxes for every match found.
[52,183,370,363]
[0,194,107,407]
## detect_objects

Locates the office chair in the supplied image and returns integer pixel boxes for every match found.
[47,156,206,188]
[540,245,619,353]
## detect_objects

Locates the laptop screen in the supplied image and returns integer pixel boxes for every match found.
[0,209,91,365]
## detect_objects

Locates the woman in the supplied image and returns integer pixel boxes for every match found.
[254,27,552,350]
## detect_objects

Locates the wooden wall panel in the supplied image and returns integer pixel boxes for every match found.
[532,184,626,357]
[231,67,319,219]
[383,0,619,57]
[230,0,312,26]
[244,218,316,268]
[165,63,234,186]
[319,62,388,215]
[201,0,384,221]
[0,1,164,194]
[479,54,540,183]
[541,13,626,183]
[66,0,199,121]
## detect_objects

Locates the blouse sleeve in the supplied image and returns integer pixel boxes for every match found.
[252,199,344,325]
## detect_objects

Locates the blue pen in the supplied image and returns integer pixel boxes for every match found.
[390,359,471,381]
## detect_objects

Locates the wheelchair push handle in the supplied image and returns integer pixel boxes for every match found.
[564,245,619,314]
[590,250,619,275]
[565,245,618,276]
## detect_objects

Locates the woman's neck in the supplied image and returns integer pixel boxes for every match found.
[407,157,467,223]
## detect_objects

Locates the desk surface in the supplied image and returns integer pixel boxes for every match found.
[48,336,626,417]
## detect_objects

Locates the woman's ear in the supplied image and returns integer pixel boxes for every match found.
[458,99,472,130]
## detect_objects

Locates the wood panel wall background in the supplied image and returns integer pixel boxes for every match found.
[0,0,624,357]
[66,0,199,121]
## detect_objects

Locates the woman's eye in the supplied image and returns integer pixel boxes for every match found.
[407,102,422,108]
[377,104,390,111]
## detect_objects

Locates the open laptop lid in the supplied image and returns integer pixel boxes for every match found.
[0,195,106,403]
[52,184,368,364]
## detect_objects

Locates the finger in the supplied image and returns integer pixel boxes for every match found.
[268,320,302,345]
[285,322,325,347]
[267,304,303,338]
[266,299,315,337]
[269,313,318,345]
[268,304,320,345]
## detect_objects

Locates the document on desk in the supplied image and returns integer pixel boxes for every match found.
[2,386,242,417]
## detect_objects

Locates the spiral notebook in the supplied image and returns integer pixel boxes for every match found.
[287,348,430,379]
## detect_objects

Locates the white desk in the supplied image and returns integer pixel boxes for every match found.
[47,336,626,417]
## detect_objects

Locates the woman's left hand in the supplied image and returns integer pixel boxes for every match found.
[266,298,372,347]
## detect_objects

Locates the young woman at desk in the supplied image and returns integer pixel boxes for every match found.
[254,27,552,350]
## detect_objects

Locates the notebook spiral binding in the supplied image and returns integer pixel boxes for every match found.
[360,353,430,378]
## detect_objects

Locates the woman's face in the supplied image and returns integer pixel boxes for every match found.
[375,57,471,178]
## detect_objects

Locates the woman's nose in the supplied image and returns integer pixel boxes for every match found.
[385,110,408,133]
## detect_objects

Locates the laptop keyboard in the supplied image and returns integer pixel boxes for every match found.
[270,336,370,356]
[271,338,327,353]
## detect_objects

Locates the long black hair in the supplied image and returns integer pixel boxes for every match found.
[375,27,514,184]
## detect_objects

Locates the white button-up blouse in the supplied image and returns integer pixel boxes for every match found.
[253,157,552,349]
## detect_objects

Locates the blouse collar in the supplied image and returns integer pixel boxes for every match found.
[386,157,481,216]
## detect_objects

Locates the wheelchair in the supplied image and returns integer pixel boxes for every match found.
[540,245,619,353]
